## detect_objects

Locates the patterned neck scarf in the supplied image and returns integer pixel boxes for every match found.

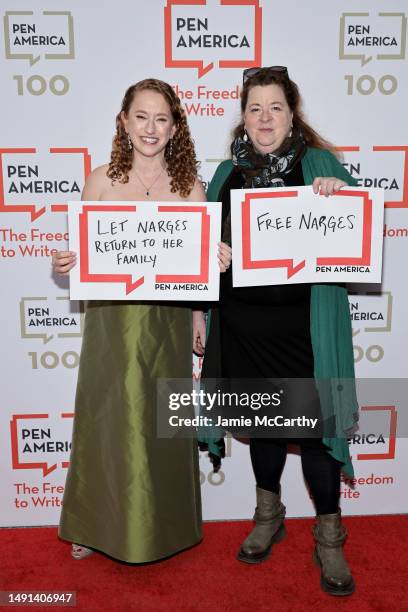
[231,127,306,188]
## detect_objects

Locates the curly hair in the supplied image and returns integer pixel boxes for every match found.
[107,79,198,198]
[232,68,338,156]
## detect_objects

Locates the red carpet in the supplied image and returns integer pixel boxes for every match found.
[1,516,407,611]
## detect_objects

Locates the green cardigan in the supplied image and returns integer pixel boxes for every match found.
[204,147,359,476]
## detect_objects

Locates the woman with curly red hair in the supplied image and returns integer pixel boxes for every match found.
[53,78,231,563]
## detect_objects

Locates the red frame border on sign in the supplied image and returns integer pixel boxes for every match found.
[79,204,211,295]
[241,188,373,277]
[241,190,305,279]
[316,189,372,266]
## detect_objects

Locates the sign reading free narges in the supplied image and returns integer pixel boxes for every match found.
[231,186,384,286]
[68,201,221,300]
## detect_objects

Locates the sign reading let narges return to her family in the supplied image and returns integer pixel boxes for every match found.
[68,201,221,300]
[231,186,384,286]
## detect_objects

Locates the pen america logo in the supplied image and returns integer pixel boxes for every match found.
[339,11,406,66]
[339,12,407,96]
[338,145,408,209]
[164,0,262,78]
[349,292,393,364]
[0,147,91,220]
[340,406,397,500]
[349,292,392,332]
[3,10,75,66]
[20,296,84,344]
[3,10,75,96]
[16,296,83,370]
[10,412,74,477]
[348,405,397,460]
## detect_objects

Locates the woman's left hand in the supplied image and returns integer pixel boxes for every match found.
[218,241,232,273]
[313,177,347,196]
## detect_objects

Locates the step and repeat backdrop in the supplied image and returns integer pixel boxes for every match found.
[1,0,407,526]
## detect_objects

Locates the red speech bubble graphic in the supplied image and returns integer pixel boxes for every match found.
[10,413,73,476]
[79,204,143,295]
[79,204,211,295]
[50,148,91,212]
[0,148,45,220]
[156,205,210,282]
[242,190,306,278]
[241,189,373,277]
[337,145,408,209]
[164,0,262,78]
[316,189,372,266]
[218,0,262,69]
[0,147,91,220]
[373,146,408,209]
[356,406,397,460]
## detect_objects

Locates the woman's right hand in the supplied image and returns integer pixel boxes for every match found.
[52,251,77,276]
[192,310,206,356]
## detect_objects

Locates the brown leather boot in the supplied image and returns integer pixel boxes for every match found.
[313,511,355,596]
[237,487,286,564]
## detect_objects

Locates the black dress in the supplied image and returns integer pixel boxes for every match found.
[219,162,315,381]
[201,162,342,511]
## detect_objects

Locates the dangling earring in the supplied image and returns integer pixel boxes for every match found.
[168,139,173,157]
[127,133,133,150]
[243,128,248,142]
[288,125,293,138]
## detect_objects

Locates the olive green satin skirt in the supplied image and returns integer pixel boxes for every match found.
[59,301,202,562]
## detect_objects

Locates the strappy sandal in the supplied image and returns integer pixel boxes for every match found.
[71,543,94,560]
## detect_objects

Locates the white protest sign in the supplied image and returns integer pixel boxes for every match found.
[231,186,384,286]
[68,201,221,300]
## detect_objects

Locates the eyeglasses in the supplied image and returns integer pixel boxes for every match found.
[243,66,289,84]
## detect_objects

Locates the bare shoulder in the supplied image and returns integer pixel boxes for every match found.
[186,177,207,202]
[82,164,111,200]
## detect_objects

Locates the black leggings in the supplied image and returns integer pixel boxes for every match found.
[249,438,341,515]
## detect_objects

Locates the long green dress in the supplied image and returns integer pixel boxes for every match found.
[59,301,202,562]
